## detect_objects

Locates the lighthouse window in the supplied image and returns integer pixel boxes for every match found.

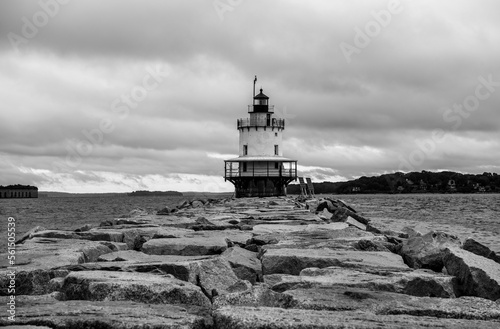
[242,163,247,172]
[243,145,248,155]
[274,145,279,155]
[275,162,279,169]
[275,132,278,137]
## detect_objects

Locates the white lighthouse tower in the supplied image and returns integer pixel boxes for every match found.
[224,77,297,197]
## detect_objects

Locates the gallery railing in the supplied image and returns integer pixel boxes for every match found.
[237,118,285,129]
[224,166,297,178]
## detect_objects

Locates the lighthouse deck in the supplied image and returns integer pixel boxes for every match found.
[224,159,297,180]
[224,166,297,179]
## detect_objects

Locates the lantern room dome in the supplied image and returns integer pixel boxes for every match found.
[254,88,269,100]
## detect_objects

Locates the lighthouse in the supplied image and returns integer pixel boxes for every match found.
[224,77,298,197]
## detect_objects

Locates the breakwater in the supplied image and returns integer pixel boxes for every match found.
[2,196,500,328]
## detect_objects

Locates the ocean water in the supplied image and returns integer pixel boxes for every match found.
[0,195,187,248]
[336,193,500,233]
[333,193,500,253]
[1,193,499,253]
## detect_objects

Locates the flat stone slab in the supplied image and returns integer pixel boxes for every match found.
[61,270,211,307]
[0,295,212,329]
[304,222,350,231]
[213,283,500,322]
[303,267,457,297]
[112,214,197,227]
[287,226,377,241]
[240,209,321,222]
[1,238,119,271]
[141,236,227,256]
[118,226,195,249]
[262,248,409,275]
[213,283,293,309]
[252,224,312,235]
[283,286,500,321]
[267,226,382,250]
[32,229,124,242]
[97,250,212,262]
[0,238,121,295]
[141,231,252,256]
[252,222,349,235]
[213,306,500,328]
[61,255,240,299]
[266,266,457,298]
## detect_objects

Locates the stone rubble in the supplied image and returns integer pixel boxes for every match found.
[462,238,500,264]
[2,195,500,328]
[443,247,500,300]
[399,231,462,271]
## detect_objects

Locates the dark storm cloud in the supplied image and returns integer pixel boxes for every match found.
[1,0,500,191]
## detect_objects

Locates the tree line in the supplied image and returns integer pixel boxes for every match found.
[288,171,500,194]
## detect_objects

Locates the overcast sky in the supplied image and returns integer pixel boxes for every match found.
[1,0,499,193]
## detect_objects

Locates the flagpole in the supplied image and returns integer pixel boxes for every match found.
[253,75,257,100]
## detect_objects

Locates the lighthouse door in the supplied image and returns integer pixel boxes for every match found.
[266,114,271,126]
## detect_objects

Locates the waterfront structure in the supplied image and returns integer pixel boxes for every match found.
[0,185,38,198]
[224,78,297,197]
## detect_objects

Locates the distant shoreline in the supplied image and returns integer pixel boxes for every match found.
[289,170,500,195]
[36,191,234,198]
[31,191,499,198]
[127,190,183,197]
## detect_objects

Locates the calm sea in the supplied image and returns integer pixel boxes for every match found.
[0,195,187,248]
[1,193,499,252]
[338,193,500,253]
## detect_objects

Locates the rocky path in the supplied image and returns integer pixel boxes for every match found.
[2,196,500,328]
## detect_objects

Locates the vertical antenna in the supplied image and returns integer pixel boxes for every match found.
[253,75,257,100]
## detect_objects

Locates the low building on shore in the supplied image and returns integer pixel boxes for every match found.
[0,185,38,198]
